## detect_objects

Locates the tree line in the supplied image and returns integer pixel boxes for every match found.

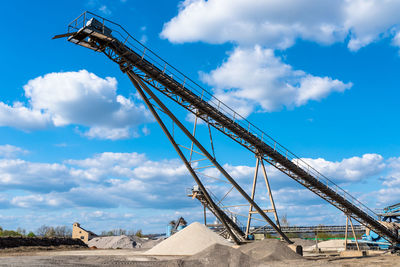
[0,225,145,238]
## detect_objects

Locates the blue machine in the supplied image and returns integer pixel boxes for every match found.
[362,202,400,249]
[166,217,187,237]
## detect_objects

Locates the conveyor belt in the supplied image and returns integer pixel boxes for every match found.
[63,11,399,244]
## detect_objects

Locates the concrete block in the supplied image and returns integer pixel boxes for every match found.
[340,250,367,257]
[288,244,303,256]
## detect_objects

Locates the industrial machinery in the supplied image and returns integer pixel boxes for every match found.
[55,11,400,246]
[362,203,400,249]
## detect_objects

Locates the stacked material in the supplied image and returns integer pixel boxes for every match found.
[239,239,303,261]
[87,235,143,249]
[145,222,232,255]
[304,239,346,252]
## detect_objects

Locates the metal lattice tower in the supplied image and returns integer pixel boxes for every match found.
[55,11,400,245]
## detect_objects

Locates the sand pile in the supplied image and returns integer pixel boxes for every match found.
[188,243,257,267]
[304,239,346,252]
[239,239,303,261]
[87,235,144,249]
[144,222,232,255]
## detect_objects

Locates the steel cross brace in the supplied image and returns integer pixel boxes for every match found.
[126,72,242,244]
[126,71,293,244]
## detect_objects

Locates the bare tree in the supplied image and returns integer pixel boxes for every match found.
[16,227,26,236]
[36,225,50,237]
[45,227,56,237]
[54,226,72,237]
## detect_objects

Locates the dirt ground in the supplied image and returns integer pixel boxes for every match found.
[0,247,399,266]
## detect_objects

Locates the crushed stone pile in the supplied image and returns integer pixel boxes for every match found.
[87,235,145,249]
[304,239,346,252]
[291,238,318,248]
[188,243,257,267]
[140,238,164,249]
[144,222,232,255]
[239,239,303,261]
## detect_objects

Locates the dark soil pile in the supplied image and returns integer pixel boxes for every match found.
[239,239,303,261]
[0,237,87,249]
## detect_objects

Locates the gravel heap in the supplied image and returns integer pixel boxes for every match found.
[144,222,232,255]
[239,239,303,261]
[188,243,258,267]
[87,235,144,249]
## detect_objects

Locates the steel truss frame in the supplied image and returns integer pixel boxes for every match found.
[245,156,280,237]
[61,11,400,245]
[126,71,291,244]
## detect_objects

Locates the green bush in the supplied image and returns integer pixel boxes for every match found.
[27,232,36,238]
[0,230,22,237]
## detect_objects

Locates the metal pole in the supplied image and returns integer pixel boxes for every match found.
[204,204,207,225]
[345,216,349,251]
[127,72,241,245]
[245,157,260,237]
[260,158,281,228]
[132,73,293,244]
[349,216,360,251]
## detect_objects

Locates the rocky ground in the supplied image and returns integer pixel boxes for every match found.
[0,246,398,266]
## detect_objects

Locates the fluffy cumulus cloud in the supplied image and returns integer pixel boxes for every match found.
[380,156,400,187]
[0,150,193,210]
[0,70,151,140]
[162,0,400,51]
[161,0,386,116]
[1,145,398,230]
[301,153,385,183]
[201,46,352,115]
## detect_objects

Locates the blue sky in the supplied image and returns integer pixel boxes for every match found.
[0,0,400,234]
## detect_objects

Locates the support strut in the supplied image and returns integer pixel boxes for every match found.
[127,71,241,244]
[128,71,292,244]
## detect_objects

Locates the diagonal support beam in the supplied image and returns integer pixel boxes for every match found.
[126,71,241,244]
[128,71,293,244]
[245,157,260,236]
[260,158,281,228]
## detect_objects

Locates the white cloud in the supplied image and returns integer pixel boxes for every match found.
[0,149,394,232]
[0,102,50,130]
[344,0,400,51]
[99,5,112,16]
[162,0,400,51]
[0,70,152,140]
[381,156,400,187]
[201,46,352,115]
[301,153,385,183]
[11,194,64,209]
[0,145,28,158]
[0,159,76,193]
